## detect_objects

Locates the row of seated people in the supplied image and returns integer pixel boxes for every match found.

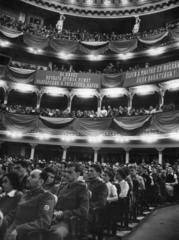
[0,158,178,240]
[0,14,175,42]
[8,61,148,74]
[2,103,176,117]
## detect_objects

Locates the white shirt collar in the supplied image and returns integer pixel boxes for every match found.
[7,190,17,197]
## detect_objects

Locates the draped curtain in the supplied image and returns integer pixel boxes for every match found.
[23,33,50,49]
[101,73,125,87]
[109,39,138,53]
[0,25,23,38]
[6,66,35,83]
[0,25,175,53]
[169,28,179,41]
[1,110,179,136]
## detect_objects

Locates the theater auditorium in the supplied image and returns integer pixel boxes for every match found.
[0,0,179,239]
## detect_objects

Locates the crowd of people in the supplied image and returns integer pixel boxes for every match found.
[1,14,178,42]
[8,60,147,74]
[2,103,176,118]
[0,156,178,239]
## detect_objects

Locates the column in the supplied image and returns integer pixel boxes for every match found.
[30,144,37,159]
[67,96,72,113]
[127,92,134,111]
[156,148,165,165]
[36,92,42,110]
[62,146,69,161]
[4,89,10,105]
[124,148,132,164]
[93,147,100,163]
[97,96,102,117]
[158,89,165,110]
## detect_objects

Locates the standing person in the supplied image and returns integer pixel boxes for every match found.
[0,164,6,189]
[0,169,55,240]
[132,16,141,34]
[56,14,66,34]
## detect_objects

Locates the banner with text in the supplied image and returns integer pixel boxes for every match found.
[123,61,179,87]
[35,70,101,89]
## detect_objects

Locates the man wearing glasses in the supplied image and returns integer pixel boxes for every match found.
[49,163,89,240]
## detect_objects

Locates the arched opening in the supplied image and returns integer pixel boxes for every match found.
[132,92,159,110]
[71,95,98,112]
[98,148,125,164]
[164,90,179,110]
[101,95,128,109]
[130,148,158,164]
[40,94,68,110]
[35,144,62,162]
[66,146,94,162]
[7,90,37,107]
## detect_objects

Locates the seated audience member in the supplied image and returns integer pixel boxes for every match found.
[129,164,145,190]
[49,163,89,240]
[122,166,133,195]
[0,169,55,240]
[115,168,129,198]
[13,161,29,191]
[0,173,23,216]
[165,166,178,198]
[102,169,118,203]
[87,164,108,222]
[44,167,59,195]
[100,106,107,117]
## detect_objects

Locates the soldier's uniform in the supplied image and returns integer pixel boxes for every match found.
[49,181,89,240]
[0,186,55,240]
[87,178,108,224]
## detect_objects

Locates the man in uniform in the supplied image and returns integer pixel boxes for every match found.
[49,163,89,240]
[87,164,108,223]
[0,169,55,240]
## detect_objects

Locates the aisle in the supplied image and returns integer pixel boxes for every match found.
[123,205,179,240]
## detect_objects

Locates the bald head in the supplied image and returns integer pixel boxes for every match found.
[27,169,48,190]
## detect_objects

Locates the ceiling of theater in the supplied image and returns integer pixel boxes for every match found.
[21,0,179,18]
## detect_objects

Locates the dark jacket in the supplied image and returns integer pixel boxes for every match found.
[88,178,108,210]
[55,181,89,221]
[5,187,55,239]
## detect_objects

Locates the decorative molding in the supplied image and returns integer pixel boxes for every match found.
[21,0,179,18]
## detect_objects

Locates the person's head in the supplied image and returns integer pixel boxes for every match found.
[137,165,143,175]
[44,167,56,185]
[151,165,157,174]
[88,164,102,180]
[167,166,173,174]
[102,169,114,183]
[128,164,137,177]
[115,168,126,182]
[2,172,21,193]
[65,163,82,183]
[14,161,28,178]
[27,169,48,190]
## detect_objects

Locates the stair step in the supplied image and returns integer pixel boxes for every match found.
[143,211,150,215]
[116,230,131,237]
[149,207,155,210]
[137,216,145,221]
[128,222,138,228]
